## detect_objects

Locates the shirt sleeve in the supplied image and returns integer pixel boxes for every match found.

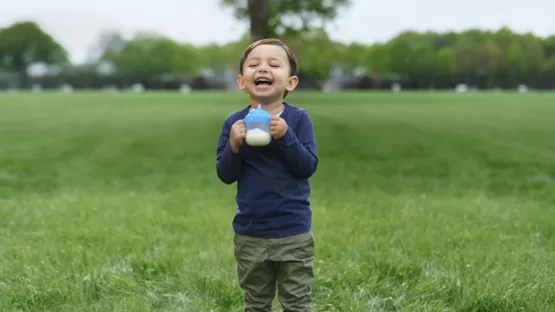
[216,116,243,184]
[275,110,319,179]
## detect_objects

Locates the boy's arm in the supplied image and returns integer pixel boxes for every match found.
[275,110,318,179]
[216,117,243,184]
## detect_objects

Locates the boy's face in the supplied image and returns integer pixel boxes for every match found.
[237,44,298,103]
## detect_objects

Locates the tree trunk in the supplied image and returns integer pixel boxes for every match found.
[248,0,270,41]
[18,68,29,89]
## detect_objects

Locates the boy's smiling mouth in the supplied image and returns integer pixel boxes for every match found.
[255,77,273,88]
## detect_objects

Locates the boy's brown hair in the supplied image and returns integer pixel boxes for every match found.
[239,38,298,77]
[239,38,298,99]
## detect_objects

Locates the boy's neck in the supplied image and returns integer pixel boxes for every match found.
[250,98,285,115]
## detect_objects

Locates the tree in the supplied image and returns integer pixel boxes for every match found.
[221,0,351,41]
[4,20,554,90]
[86,30,126,63]
[541,56,555,88]
[481,41,502,87]
[435,47,456,87]
[0,28,4,69]
[0,21,68,87]
[113,34,201,76]
[365,43,392,77]
[340,42,368,74]
[453,38,477,84]
[519,33,545,85]
[197,43,233,73]
[543,35,555,59]
[294,28,341,81]
[386,31,435,87]
[506,41,526,86]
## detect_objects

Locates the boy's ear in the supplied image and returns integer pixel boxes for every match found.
[237,75,246,90]
[285,75,299,92]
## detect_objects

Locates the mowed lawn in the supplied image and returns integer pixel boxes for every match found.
[1,91,554,311]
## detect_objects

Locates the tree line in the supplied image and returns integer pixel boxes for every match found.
[1,21,554,90]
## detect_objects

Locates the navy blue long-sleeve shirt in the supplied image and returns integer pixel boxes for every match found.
[216,103,318,238]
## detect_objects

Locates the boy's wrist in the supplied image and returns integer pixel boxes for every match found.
[229,140,242,153]
[275,128,296,146]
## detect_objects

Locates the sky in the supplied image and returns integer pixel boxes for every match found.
[2,0,554,64]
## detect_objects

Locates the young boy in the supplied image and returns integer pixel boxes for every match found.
[215,38,319,311]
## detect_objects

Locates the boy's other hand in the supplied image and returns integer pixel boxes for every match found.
[230,120,246,152]
[270,116,288,139]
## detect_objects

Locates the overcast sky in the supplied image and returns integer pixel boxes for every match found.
[2,0,554,64]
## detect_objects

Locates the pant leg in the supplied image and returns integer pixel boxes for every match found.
[270,232,315,312]
[234,233,276,312]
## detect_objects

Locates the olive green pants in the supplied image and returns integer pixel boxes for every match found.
[233,231,315,312]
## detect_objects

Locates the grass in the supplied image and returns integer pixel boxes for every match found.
[1,91,554,311]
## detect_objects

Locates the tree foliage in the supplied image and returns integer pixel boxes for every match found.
[1,19,555,90]
[0,21,67,75]
[221,0,351,40]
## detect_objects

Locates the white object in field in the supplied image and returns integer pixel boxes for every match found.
[246,128,271,146]
[517,84,528,93]
[102,85,118,93]
[31,84,42,93]
[131,83,144,93]
[96,61,116,75]
[180,84,191,94]
[455,83,468,93]
[61,84,74,93]
[391,83,401,92]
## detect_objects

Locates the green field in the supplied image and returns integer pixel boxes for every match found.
[1,92,554,311]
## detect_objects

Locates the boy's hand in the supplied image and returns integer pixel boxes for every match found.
[270,116,288,139]
[229,120,246,152]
